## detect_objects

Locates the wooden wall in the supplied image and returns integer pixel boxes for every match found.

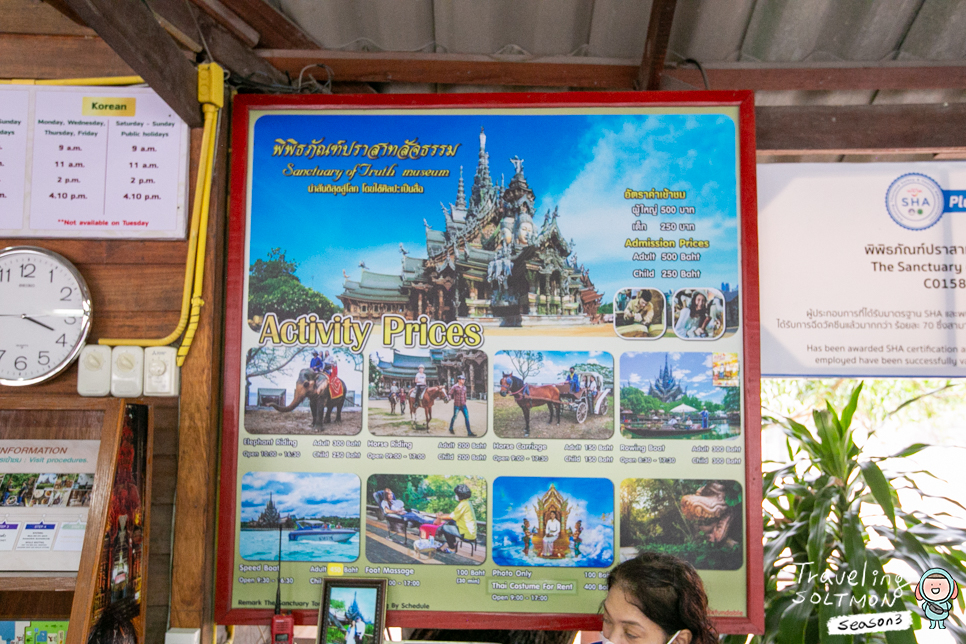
[0,7,230,633]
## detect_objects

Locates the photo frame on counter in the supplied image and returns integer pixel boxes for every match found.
[317,577,387,644]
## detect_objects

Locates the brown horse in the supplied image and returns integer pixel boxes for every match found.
[499,373,561,436]
[408,386,450,428]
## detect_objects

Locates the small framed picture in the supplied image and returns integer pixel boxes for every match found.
[317,577,388,644]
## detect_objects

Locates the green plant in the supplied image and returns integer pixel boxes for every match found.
[725,383,966,644]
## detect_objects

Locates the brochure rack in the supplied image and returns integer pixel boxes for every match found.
[0,396,153,644]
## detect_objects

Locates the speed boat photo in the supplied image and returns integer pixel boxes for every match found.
[287,520,356,543]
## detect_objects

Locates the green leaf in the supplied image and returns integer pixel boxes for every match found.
[777,595,814,644]
[841,512,870,597]
[883,624,917,644]
[817,578,852,644]
[859,460,896,529]
[813,410,844,477]
[885,443,930,459]
[807,494,834,567]
[839,383,862,434]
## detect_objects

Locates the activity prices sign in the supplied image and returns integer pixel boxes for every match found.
[759,163,966,377]
[218,93,762,632]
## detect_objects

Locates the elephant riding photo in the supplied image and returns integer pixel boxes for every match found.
[267,368,346,429]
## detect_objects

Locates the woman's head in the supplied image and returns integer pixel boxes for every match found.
[690,292,707,313]
[603,551,717,644]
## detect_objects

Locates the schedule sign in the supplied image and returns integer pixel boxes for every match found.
[218,92,762,633]
[0,85,189,238]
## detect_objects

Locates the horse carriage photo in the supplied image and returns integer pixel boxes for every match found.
[559,371,611,425]
[493,351,616,440]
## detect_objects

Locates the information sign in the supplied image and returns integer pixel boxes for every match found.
[759,163,966,376]
[0,440,98,572]
[0,85,189,238]
[218,92,762,633]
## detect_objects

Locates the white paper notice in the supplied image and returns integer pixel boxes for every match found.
[53,521,86,551]
[0,521,19,551]
[0,90,29,229]
[16,522,56,551]
[30,96,109,225]
[0,85,188,239]
[759,162,966,377]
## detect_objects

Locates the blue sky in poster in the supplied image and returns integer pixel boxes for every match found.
[620,351,724,403]
[250,112,738,303]
[329,586,377,624]
[492,350,612,385]
[241,472,360,521]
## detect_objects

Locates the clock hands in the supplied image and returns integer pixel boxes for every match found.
[22,315,55,331]
[0,309,85,317]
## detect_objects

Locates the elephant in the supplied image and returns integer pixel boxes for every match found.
[267,368,345,429]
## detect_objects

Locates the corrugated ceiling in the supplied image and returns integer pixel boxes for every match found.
[272,0,966,160]
[275,0,966,63]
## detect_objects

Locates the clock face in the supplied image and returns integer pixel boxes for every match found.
[0,247,92,386]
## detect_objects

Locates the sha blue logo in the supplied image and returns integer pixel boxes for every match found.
[885,173,945,230]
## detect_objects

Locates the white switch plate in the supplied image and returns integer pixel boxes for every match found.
[77,344,111,396]
[110,346,144,397]
[163,629,200,644]
[143,346,179,396]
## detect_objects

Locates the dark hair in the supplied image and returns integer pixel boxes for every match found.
[640,290,652,302]
[606,551,717,644]
[454,483,472,500]
[689,291,708,315]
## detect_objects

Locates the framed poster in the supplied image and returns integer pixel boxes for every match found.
[217,91,762,634]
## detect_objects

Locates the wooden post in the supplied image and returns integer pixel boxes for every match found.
[635,0,678,91]
[60,0,203,128]
[168,101,229,640]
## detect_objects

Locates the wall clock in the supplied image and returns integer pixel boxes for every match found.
[0,246,93,386]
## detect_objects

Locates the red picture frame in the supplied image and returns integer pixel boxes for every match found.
[216,90,763,635]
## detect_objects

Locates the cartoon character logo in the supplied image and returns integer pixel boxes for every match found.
[915,567,959,629]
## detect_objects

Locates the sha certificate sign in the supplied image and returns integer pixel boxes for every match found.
[218,92,762,634]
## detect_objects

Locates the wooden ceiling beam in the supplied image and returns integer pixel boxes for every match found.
[756,103,966,155]
[636,0,677,91]
[60,0,203,127]
[260,50,638,88]
[259,50,966,91]
[217,0,320,49]
[147,0,288,85]
[0,33,135,79]
[187,0,260,48]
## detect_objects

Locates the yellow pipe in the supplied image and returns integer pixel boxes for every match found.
[176,103,219,367]
[0,76,144,85]
[99,108,214,347]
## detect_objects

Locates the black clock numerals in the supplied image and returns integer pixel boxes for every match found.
[38,351,50,366]
[56,334,67,347]
[65,316,77,325]
[0,350,5,361]
[14,356,27,371]
[60,286,73,301]
[20,263,36,278]
[0,268,9,282]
